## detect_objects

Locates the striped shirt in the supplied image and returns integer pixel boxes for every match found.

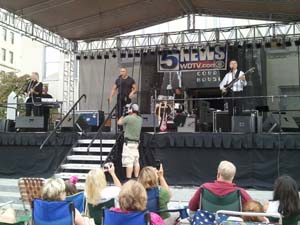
[219,69,247,92]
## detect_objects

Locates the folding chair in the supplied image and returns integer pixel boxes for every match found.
[102,208,151,225]
[87,198,115,225]
[0,201,31,225]
[216,210,282,225]
[32,199,74,225]
[66,191,85,214]
[18,177,45,210]
[145,187,189,224]
[200,187,242,213]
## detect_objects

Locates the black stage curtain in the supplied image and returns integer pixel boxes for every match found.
[0,132,76,178]
[141,132,300,190]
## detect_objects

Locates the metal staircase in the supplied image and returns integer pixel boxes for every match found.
[55,136,117,189]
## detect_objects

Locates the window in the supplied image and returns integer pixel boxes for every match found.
[10,32,14,44]
[44,47,60,80]
[9,51,13,64]
[1,48,6,61]
[2,28,7,41]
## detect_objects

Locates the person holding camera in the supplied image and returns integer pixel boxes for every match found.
[117,103,143,180]
[85,163,121,206]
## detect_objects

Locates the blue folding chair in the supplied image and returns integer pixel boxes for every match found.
[32,199,74,225]
[66,191,85,214]
[103,208,151,225]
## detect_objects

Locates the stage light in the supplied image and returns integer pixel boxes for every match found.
[184,48,189,54]
[142,49,148,56]
[209,45,215,52]
[127,51,133,58]
[285,39,292,47]
[167,49,173,55]
[83,54,88,60]
[150,49,156,55]
[76,55,81,60]
[120,51,126,58]
[96,52,102,60]
[237,41,243,49]
[276,39,283,47]
[295,39,300,46]
[265,41,271,48]
[192,47,198,53]
[200,45,206,52]
[135,50,141,57]
[104,52,109,59]
[90,54,95,60]
[255,42,262,48]
[246,42,253,49]
[112,51,117,58]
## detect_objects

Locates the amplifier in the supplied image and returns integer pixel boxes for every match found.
[178,117,196,132]
[141,114,157,128]
[213,111,231,132]
[232,116,256,133]
[15,117,44,129]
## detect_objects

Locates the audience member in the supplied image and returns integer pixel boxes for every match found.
[138,165,176,224]
[65,176,78,196]
[264,175,300,224]
[242,200,268,223]
[42,178,85,225]
[189,160,252,211]
[111,180,165,225]
[85,163,121,206]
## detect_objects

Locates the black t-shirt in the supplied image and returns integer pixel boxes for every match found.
[115,76,135,100]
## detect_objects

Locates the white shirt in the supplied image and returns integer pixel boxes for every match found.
[219,69,247,92]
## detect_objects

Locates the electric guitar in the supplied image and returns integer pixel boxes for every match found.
[24,81,41,102]
[222,67,255,96]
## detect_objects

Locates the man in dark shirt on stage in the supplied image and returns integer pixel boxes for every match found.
[109,67,138,118]
[41,85,53,131]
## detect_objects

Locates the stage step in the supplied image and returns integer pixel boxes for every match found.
[77,139,116,145]
[61,163,101,170]
[72,147,112,153]
[55,172,88,180]
[67,155,107,161]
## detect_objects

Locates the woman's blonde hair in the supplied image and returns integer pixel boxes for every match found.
[138,166,158,189]
[42,178,66,201]
[119,180,147,211]
[85,168,107,205]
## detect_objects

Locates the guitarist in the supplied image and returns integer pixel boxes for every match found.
[24,72,43,116]
[219,59,247,116]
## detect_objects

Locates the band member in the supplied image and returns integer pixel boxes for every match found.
[42,85,53,131]
[117,103,143,180]
[173,87,186,127]
[219,59,247,116]
[24,72,43,116]
[109,67,138,118]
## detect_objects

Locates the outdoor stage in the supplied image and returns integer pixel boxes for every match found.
[0,132,300,190]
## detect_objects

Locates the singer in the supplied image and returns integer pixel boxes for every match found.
[109,67,137,118]
[219,59,247,116]
[24,72,43,116]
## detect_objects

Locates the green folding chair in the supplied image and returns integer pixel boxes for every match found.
[200,187,242,213]
[86,198,115,225]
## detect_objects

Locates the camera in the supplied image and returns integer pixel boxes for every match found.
[155,160,161,170]
[122,104,131,117]
[103,162,113,172]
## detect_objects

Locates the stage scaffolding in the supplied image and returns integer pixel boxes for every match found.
[2,6,300,112]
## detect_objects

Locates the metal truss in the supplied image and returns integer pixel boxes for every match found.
[77,22,300,52]
[63,53,75,113]
[0,8,75,52]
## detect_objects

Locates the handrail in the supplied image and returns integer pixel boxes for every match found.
[87,104,117,153]
[39,94,86,150]
[103,132,124,165]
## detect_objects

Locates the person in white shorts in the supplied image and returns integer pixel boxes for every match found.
[118,103,143,180]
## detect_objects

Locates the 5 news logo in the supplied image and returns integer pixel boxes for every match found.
[157,45,228,72]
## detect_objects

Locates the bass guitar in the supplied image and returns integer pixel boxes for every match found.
[222,67,255,96]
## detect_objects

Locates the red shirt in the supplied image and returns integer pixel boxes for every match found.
[188,180,252,211]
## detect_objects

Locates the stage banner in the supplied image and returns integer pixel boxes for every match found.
[157,45,228,72]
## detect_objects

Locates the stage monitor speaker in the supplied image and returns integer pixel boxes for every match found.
[232,116,256,133]
[141,114,157,128]
[0,119,6,132]
[263,114,299,132]
[60,114,80,128]
[213,111,231,132]
[15,117,44,130]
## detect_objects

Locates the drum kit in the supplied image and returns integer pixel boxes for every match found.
[155,95,184,131]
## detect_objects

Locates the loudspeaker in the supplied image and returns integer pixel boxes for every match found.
[15,117,44,130]
[232,116,256,133]
[60,114,80,128]
[141,114,157,128]
[263,114,299,132]
[213,111,231,132]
